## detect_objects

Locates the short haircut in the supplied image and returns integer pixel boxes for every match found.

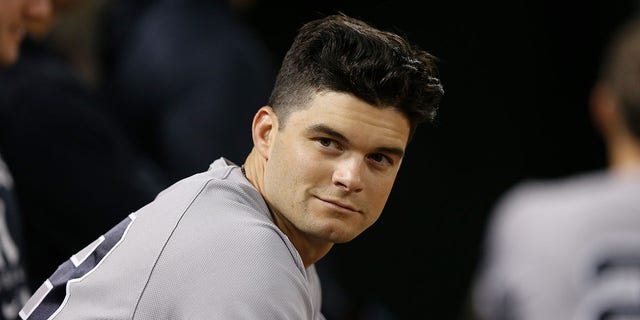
[268,13,444,139]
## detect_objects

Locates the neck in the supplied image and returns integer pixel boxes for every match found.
[608,133,640,171]
[242,149,267,196]
[269,213,334,268]
[242,149,333,268]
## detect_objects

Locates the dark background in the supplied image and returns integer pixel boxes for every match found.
[244,1,639,319]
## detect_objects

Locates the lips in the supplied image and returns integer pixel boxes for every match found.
[315,196,361,213]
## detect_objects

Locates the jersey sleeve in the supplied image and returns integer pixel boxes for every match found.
[133,216,320,319]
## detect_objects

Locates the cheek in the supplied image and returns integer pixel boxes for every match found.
[275,139,326,180]
[366,176,396,212]
[265,139,311,194]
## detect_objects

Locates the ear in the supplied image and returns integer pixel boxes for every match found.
[252,106,278,160]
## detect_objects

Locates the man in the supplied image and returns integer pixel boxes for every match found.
[0,0,50,67]
[0,0,52,318]
[19,13,444,319]
[0,0,168,291]
[471,17,640,320]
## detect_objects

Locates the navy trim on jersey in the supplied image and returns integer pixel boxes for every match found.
[20,214,136,320]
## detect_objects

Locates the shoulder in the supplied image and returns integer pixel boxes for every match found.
[136,186,317,318]
[500,170,608,206]
[490,171,611,230]
[154,158,269,219]
[151,159,303,271]
[144,158,311,294]
[114,158,318,317]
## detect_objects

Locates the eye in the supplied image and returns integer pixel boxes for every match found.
[313,137,343,152]
[313,137,342,150]
[368,153,393,166]
[318,137,334,148]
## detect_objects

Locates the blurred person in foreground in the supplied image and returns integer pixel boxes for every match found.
[470,15,640,320]
[0,0,52,318]
[19,13,443,319]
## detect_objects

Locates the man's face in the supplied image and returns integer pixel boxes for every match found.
[0,0,52,67]
[0,0,27,66]
[263,91,410,245]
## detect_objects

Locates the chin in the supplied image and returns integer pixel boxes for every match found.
[322,227,360,244]
[309,214,366,243]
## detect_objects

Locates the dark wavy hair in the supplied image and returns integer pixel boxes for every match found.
[268,14,444,139]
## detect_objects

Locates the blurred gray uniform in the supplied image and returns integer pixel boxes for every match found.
[472,170,640,320]
[0,156,30,320]
[19,158,325,320]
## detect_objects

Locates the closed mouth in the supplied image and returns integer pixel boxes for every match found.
[315,196,361,213]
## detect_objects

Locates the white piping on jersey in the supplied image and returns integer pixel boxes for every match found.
[18,280,53,319]
[47,212,138,320]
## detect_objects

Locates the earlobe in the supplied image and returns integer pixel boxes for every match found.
[252,106,278,159]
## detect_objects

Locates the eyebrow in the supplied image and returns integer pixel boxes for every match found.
[305,124,405,158]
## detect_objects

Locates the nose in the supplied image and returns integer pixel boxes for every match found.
[24,0,52,20]
[332,159,364,193]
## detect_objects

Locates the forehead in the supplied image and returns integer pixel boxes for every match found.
[285,91,411,146]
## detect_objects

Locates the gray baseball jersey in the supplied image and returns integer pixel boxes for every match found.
[20,158,325,319]
[472,170,640,320]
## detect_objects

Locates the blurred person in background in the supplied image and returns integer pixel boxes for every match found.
[100,0,276,182]
[0,0,167,293]
[469,15,640,320]
[0,0,52,318]
[0,0,49,67]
